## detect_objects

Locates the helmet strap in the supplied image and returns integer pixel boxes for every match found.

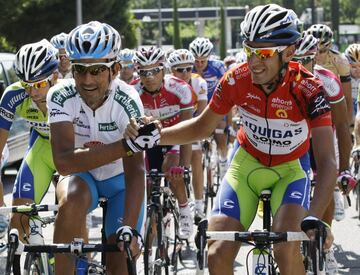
[262,53,288,92]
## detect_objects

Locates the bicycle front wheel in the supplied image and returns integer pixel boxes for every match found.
[144,207,169,275]
[23,252,48,275]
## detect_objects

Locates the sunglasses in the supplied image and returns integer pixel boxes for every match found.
[72,61,114,76]
[20,75,52,90]
[243,42,287,59]
[318,48,328,54]
[121,63,135,70]
[174,66,193,73]
[138,66,163,77]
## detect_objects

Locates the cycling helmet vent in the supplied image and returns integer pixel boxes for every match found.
[14,39,59,82]
[240,4,300,45]
[66,21,121,60]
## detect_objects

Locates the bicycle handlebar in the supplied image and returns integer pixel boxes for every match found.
[0,204,59,215]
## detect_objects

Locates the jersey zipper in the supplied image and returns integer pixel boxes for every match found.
[264,95,272,166]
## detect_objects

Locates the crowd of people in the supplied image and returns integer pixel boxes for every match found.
[0,3,359,275]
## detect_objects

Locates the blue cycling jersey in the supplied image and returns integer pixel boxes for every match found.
[194,59,226,101]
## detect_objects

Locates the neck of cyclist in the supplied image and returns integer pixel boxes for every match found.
[142,80,164,95]
[260,54,288,94]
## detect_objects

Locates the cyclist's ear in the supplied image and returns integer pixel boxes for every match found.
[283,45,296,63]
[111,63,120,79]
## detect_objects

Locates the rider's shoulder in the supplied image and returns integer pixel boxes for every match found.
[48,78,78,107]
[2,81,27,99]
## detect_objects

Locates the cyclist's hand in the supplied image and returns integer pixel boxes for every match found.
[124,117,161,140]
[301,216,333,250]
[116,225,142,259]
[166,166,185,182]
[124,118,161,154]
[337,170,357,195]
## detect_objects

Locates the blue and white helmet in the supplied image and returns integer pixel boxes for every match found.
[118,48,135,62]
[66,21,121,60]
[240,4,300,46]
[50,32,68,49]
[14,39,59,82]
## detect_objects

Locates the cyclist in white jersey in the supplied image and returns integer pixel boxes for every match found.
[47,21,159,275]
[50,32,72,79]
[0,144,9,238]
[344,44,360,115]
[167,49,208,223]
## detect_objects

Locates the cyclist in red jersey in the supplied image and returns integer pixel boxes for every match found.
[126,4,335,274]
[131,47,195,239]
[167,49,208,223]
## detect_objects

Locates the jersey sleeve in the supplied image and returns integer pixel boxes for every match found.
[333,52,351,82]
[0,82,27,131]
[196,77,208,102]
[314,66,344,104]
[47,81,76,124]
[302,80,333,128]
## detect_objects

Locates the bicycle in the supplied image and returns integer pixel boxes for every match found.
[5,228,136,275]
[0,203,58,275]
[195,190,326,275]
[144,169,189,275]
[202,138,220,219]
[351,156,360,220]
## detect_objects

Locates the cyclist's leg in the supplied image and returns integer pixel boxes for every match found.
[11,133,55,242]
[271,154,311,275]
[100,173,145,274]
[163,152,186,204]
[191,142,204,218]
[54,172,95,275]
[209,147,259,274]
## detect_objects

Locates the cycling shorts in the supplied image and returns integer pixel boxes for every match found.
[75,172,146,238]
[13,130,56,203]
[212,145,311,230]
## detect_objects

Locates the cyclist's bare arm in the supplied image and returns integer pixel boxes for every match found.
[196,99,207,116]
[309,126,337,218]
[342,80,353,125]
[331,98,352,171]
[160,106,224,146]
[50,121,134,175]
[179,108,193,167]
[123,152,145,228]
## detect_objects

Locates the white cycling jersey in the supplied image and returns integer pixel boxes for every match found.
[190,73,207,103]
[47,78,144,180]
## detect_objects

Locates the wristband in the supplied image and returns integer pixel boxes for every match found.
[122,139,134,157]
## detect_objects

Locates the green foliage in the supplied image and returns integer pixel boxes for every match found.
[0,0,138,50]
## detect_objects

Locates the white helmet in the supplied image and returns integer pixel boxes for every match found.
[133,47,165,67]
[50,32,68,49]
[118,48,135,62]
[14,39,59,82]
[307,24,333,48]
[167,49,195,67]
[240,4,300,45]
[189,37,213,58]
[66,21,121,60]
[294,31,319,57]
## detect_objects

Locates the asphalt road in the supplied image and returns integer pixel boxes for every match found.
[1,168,360,274]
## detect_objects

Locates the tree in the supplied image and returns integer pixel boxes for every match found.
[0,0,138,51]
[173,0,182,49]
[220,3,226,59]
